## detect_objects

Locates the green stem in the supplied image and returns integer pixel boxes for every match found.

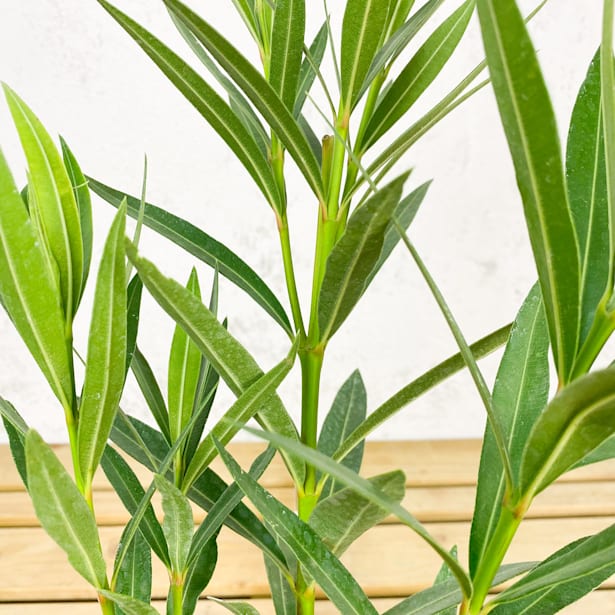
[171,575,184,615]
[97,592,116,615]
[64,403,84,495]
[296,573,316,615]
[326,106,350,219]
[278,213,305,335]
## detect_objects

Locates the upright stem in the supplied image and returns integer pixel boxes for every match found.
[97,592,116,615]
[278,213,305,335]
[171,575,184,615]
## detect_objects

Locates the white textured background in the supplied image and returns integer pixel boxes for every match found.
[0,1,604,443]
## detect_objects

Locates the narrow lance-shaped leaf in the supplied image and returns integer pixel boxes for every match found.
[208,598,261,615]
[3,84,84,320]
[96,0,282,212]
[477,0,580,382]
[215,441,379,615]
[0,146,73,408]
[182,533,218,615]
[0,398,28,487]
[78,203,127,490]
[98,591,159,615]
[88,177,292,336]
[25,430,107,588]
[363,0,475,150]
[432,546,458,615]
[469,285,549,576]
[126,243,305,487]
[125,274,143,378]
[162,0,325,201]
[114,527,152,613]
[269,0,305,110]
[318,173,408,342]
[294,22,327,117]
[340,0,392,109]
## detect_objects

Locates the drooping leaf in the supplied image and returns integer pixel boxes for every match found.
[269,0,305,110]
[215,442,379,614]
[3,84,84,320]
[114,527,152,613]
[317,370,367,498]
[208,598,261,615]
[182,533,217,615]
[98,591,159,615]
[363,0,475,150]
[162,0,325,202]
[96,0,282,211]
[310,470,405,556]
[88,177,292,336]
[469,285,549,576]
[294,22,327,117]
[126,243,304,486]
[25,430,107,588]
[318,173,408,342]
[477,0,580,382]
[489,524,615,614]
[566,50,610,346]
[101,445,170,566]
[340,0,392,109]
[78,204,127,490]
[2,417,27,487]
[125,274,143,378]
[518,365,615,498]
[0,147,73,408]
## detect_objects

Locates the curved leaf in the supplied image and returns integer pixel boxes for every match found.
[0,399,28,487]
[98,591,158,615]
[208,598,261,615]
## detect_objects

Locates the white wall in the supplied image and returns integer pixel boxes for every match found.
[0,0,604,443]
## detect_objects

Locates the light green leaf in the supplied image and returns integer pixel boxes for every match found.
[340,0,392,108]
[0,146,73,408]
[230,0,260,44]
[155,475,193,574]
[88,177,292,336]
[162,0,325,202]
[246,428,472,599]
[519,365,615,498]
[182,340,298,489]
[317,370,367,498]
[310,470,405,556]
[25,430,107,588]
[270,0,305,110]
[114,528,152,613]
[78,204,127,490]
[363,0,474,150]
[294,22,327,117]
[98,591,159,615]
[216,442,379,614]
[477,0,580,382]
[208,597,261,615]
[575,433,615,467]
[126,243,304,487]
[469,285,549,576]
[3,84,83,320]
[96,0,282,211]
[490,524,615,614]
[318,173,408,342]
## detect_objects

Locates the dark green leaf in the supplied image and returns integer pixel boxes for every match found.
[125,274,143,377]
[477,0,580,382]
[25,430,107,588]
[575,434,615,467]
[1,409,27,487]
[114,528,152,613]
[265,548,296,615]
[294,22,327,117]
[310,470,405,556]
[318,173,408,342]
[469,285,549,576]
[433,546,458,615]
[88,177,292,336]
[182,533,217,615]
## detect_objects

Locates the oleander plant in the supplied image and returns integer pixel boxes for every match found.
[1,0,615,614]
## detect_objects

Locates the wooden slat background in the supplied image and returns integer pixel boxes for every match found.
[1,440,614,613]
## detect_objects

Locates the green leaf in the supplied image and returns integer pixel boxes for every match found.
[310,470,405,556]
[154,475,193,573]
[162,0,325,202]
[25,430,107,588]
[78,203,127,490]
[340,0,392,108]
[363,0,474,149]
[265,548,296,615]
[469,285,549,576]
[519,365,615,498]
[168,269,202,445]
[60,137,93,296]
[125,274,143,377]
[98,591,159,615]
[182,534,217,615]
[317,370,367,498]
[383,562,535,615]
[489,524,615,614]
[101,445,170,567]
[114,528,152,613]
[1,408,27,488]
[246,428,472,599]
[88,177,292,336]
[477,0,580,382]
[3,84,84,320]
[334,323,511,462]
[432,546,458,615]
[96,0,282,211]
[318,173,408,342]
[182,340,298,489]
[0,146,73,408]
[230,0,260,44]
[126,243,304,486]
[208,597,260,615]
[215,442,379,614]
[566,50,610,345]
[294,22,327,117]
[575,433,615,467]
[270,0,305,110]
